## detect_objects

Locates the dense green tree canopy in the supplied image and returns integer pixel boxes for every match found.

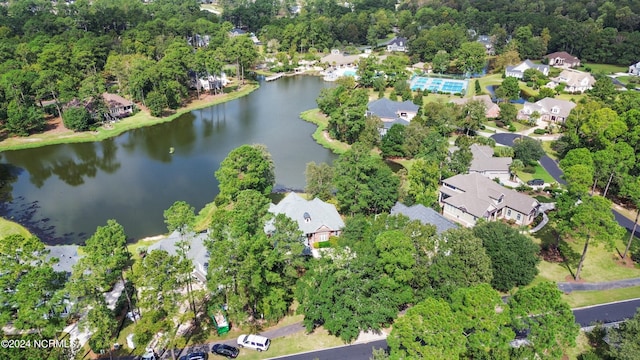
[215,144,275,203]
[473,221,540,291]
[513,137,545,165]
[333,143,399,215]
[426,228,493,299]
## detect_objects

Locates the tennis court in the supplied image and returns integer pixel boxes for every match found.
[410,76,468,94]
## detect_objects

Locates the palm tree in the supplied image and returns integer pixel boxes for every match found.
[509,159,525,181]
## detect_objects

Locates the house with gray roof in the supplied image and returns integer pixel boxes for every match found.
[386,37,408,52]
[147,231,209,283]
[46,245,81,276]
[547,69,595,93]
[366,98,419,135]
[505,59,549,79]
[476,35,494,55]
[266,192,344,246]
[390,202,457,234]
[517,97,576,124]
[439,173,540,227]
[630,61,640,76]
[469,144,512,182]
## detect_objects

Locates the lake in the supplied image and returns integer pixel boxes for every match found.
[0,76,337,245]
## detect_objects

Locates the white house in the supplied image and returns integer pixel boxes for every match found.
[517,97,576,124]
[386,37,408,52]
[547,69,595,93]
[629,61,640,76]
[505,59,549,79]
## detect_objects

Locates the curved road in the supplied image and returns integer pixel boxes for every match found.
[491,133,640,239]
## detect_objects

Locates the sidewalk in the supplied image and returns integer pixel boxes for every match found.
[558,278,640,293]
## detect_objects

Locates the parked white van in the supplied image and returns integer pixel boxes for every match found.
[237,334,270,352]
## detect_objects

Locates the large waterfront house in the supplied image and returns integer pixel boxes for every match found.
[439,173,540,227]
[147,232,209,283]
[517,97,576,124]
[366,98,419,136]
[390,202,458,234]
[630,61,640,75]
[547,69,595,93]
[543,51,581,68]
[469,144,512,183]
[505,60,549,79]
[265,192,344,246]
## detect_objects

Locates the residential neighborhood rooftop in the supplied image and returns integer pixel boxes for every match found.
[390,202,458,234]
[265,192,345,236]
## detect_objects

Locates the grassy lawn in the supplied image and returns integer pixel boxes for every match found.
[541,140,559,161]
[0,217,32,238]
[615,76,634,85]
[390,158,415,171]
[236,328,344,360]
[0,83,259,151]
[516,164,556,183]
[300,109,351,154]
[557,93,587,103]
[564,286,640,308]
[194,201,217,232]
[477,73,503,94]
[532,227,640,284]
[578,63,628,75]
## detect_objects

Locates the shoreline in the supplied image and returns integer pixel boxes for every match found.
[0,82,260,152]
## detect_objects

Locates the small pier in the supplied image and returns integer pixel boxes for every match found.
[265,73,285,82]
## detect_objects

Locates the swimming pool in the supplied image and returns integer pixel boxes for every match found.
[410,76,468,94]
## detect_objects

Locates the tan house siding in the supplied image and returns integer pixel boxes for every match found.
[442,203,478,227]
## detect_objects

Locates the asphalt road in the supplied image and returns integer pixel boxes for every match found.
[574,298,640,326]
[491,133,640,238]
[268,340,388,360]
[491,133,566,185]
[270,300,640,360]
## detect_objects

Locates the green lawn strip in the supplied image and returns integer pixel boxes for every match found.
[236,328,344,360]
[0,217,32,238]
[564,286,640,309]
[0,83,259,152]
[194,201,217,232]
[126,235,164,260]
[532,227,640,283]
[541,140,559,161]
[615,76,633,85]
[556,93,587,103]
[578,63,628,75]
[516,164,556,183]
[390,158,415,171]
[300,109,350,154]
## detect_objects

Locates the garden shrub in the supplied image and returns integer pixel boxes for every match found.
[533,128,546,135]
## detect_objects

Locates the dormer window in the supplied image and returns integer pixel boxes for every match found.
[552,107,559,114]
[303,212,311,223]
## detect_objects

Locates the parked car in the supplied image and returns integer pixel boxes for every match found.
[237,334,270,352]
[179,352,208,360]
[527,179,544,186]
[211,344,239,358]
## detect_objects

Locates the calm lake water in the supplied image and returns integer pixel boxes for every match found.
[0,76,337,245]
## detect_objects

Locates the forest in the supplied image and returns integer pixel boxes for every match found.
[2,0,640,135]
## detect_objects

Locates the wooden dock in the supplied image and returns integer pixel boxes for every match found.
[265,73,285,82]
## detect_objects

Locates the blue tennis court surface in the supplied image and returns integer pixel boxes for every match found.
[410,76,468,94]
